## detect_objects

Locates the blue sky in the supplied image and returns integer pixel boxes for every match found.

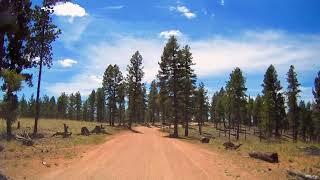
[19,0,320,102]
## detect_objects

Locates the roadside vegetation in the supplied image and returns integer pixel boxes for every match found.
[162,123,320,177]
[0,118,124,177]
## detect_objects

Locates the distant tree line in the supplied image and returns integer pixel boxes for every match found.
[2,32,320,142]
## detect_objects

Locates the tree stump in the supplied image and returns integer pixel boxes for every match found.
[201,137,210,143]
[81,127,90,136]
[52,124,72,138]
[17,121,20,129]
[249,151,279,163]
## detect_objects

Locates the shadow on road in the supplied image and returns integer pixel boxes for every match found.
[129,129,144,134]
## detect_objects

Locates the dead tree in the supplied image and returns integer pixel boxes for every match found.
[223,142,242,150]
[15,131,34,146]
[81,127,90,136]
[287,170,319,180]
[249,151,279,163]
[52,124,72,138]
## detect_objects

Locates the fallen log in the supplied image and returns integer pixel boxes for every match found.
[223,142,242,150]
[81,127,90,136]
[52,124,72,138]
[249,151,279,163]
[287,170,319,180]
[201,137,210,143]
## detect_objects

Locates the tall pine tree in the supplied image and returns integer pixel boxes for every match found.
[286,65,300,142]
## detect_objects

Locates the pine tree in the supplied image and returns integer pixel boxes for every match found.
[75,91,82,120]
[41,95,50,118]
[19,94,28,117]
[179,45,196,136]
[139,84,147,123]
[96,88,105,122]
[103,64,123,126]
[313,71,320,141]
[299,101,313,141]
[157,37,173,125]
[88,90,96,121]
[157,36,183,137]
[226,67,247,140]
[127,51,144,129]
[261,65,282,138]
[82,100,89,121]
[117,82,126,126]
[68,93,76,119]
[0,70,25,139]
[1,0,33,139]
[28,94,36,117]
[147,80,159,125]
[195,82,209,135]
[57,92,68,119]
[29,3,61,135]
[48,96,56,118]
[286,65,301,142]
[252,94,263,127]
[215,88,227,128]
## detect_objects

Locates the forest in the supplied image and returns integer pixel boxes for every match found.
[1,0,320,179]
[11,36,320,143]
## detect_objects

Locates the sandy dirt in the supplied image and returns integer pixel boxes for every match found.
[35,126,269,180]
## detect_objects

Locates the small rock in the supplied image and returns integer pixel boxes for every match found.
[201,137,210,143]
[268,168,272,171]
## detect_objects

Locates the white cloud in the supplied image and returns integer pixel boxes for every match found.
[159,30,183,39]
[104,5,124,10]
[53,2,87,22]
[170,5,196,19]
[47,30,320,96]
[58,59,78,68]
[221,0,225,6]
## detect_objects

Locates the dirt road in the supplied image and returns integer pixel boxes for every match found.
[40,126,259,180]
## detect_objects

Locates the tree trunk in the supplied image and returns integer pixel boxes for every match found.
[33,56,43,135]
[173,92,178,137]
[0,31,4,66]
[6,118,12,140]
[109,107,112,126]
[185,116,189,137]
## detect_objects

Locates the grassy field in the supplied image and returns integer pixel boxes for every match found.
[162,123,320,176]
[0,118,125,177]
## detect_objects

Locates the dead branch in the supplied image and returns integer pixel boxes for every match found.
[52,124,72,138]
[223,142,242,150]
[287,170,319,180]
[15,131,34,146]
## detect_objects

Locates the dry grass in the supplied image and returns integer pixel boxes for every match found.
[0,118,125,177]
[161,122,320,176]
